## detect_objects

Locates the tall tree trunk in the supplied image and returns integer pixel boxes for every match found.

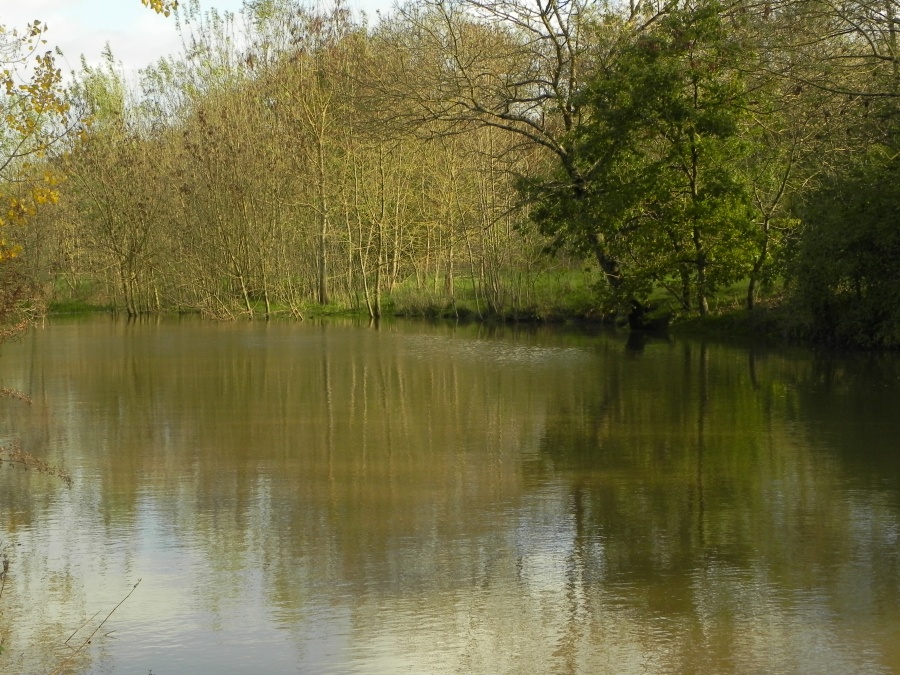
[694,230,709,317]
[317,136,330,306]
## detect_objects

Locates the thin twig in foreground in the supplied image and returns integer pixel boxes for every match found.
[48,579,142,675]
[63,610,102,647]
[0,559,7,602]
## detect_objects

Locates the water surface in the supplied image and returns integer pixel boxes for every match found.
[1,317,899,674]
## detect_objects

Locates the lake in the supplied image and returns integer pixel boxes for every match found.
[1,316,899,674]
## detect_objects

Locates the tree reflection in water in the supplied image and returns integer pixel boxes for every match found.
[0,317,899,674]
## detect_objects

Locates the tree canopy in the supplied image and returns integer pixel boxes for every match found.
[2,0,899,345]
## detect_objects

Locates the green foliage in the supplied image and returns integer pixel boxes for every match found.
[790,143,900,348]
[526,0,755,316]
[1,0,896,345]
[389,268,602,321]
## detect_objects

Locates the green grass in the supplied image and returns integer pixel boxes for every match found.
[302,303,370,319]
[39,270,804,348]
[388,268,604,322]
[47,299,113,315]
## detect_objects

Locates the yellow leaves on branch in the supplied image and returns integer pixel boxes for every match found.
[141,0,178,17]
[0,23,68,174]
[2,52,68,117]
[0,0,174,265]
[0,240,23,263]
[0,178,61,261]
[0,18,67,266]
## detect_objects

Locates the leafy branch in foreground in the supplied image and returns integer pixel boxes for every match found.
[0,441,71,486]
[0,386,31,403]
[141,0,178,16]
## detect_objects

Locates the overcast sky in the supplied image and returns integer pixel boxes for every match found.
[2,0,395,76]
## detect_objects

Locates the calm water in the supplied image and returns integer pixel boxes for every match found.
[1,316,900,674]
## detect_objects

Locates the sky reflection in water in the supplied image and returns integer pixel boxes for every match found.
[1,317,899,674]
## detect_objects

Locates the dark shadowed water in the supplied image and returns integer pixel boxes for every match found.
[2,316,900,674]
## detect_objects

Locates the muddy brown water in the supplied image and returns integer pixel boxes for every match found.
[1,316,899,674]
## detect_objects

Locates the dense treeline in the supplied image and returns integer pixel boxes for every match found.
[19,1,560,322]
[4,0,900,344]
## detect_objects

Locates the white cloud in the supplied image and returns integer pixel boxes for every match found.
[2,0,395,77]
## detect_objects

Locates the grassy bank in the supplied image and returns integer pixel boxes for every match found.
[44,273,894,350]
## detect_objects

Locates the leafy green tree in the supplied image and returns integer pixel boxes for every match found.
[528,0,756,318]
[773,0,900,345]
[791,140,900,347]
[379,0,640,293]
